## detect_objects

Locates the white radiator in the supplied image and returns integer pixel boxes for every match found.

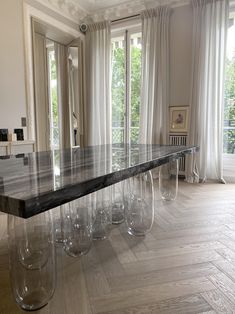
[169,134,187,175]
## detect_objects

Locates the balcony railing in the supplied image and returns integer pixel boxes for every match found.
[224,127,235,154]
[224,119,235,153]
[112,127,124,144]
[224,119,235,127]
[112,126,139,144]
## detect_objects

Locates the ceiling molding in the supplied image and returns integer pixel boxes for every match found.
[34,0,191,23]
[35,0,88,23]
[89,1,145,22]
[83,0,191,23]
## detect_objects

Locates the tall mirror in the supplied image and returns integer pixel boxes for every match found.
[68,43,81,146]
[32,19,83,151]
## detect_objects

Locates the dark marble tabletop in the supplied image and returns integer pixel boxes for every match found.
[0,144,197,218]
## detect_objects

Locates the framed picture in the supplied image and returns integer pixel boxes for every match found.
[169,106,189,133]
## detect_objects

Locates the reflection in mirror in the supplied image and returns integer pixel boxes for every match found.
[47,40,60,149]
[68,47,79,147]
[32,19,82,151]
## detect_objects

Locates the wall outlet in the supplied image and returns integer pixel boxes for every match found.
[21,117,27,127]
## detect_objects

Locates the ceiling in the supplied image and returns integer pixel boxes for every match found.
[77,0,135,12]
[38,0,190,23]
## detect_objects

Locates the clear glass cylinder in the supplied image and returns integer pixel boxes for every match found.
[63,195,92,257]
[92,187,112,240]
[8,212,56,311]
[126,171,154,236]
[112,182,125,225]
[159,159,179,201]
[53,206,65,244]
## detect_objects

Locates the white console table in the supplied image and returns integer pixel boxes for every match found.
[0,141,35,156]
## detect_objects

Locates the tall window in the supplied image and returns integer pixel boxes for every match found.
[224,16,235,154]
[111,27,142,144]
[47,43,60,149]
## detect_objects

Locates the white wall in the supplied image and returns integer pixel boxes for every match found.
[0,0,27,135]
[26,0,79,30]
[0,0,80,141]
[0,1,193,140]
[170,5,193,107]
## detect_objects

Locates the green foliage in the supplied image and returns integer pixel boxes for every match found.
[48,53,59,147]
[130,46,141,144]
[112,47,125,129]
[224,53,235,153]
[131,46,141,126]
[51,59,57,81]
[111,44,141,144]
[51,86,58,127]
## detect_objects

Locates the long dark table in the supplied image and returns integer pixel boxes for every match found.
[0,144,197,218]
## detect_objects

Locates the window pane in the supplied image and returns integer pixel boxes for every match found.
[130,33,142,144]
[224,19,235,154]
[112,36,125,144]
[52,127,60,148]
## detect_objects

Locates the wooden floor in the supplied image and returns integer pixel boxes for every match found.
[1,180,235,313]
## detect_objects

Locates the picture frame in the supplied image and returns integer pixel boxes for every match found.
[169,106,189,133]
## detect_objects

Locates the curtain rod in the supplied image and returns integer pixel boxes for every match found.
[111,14,140,23]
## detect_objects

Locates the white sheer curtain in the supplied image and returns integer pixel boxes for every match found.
[55,43,71,149]
[186,0,229,183]
[84,21,111,146]
[139,7,171,145]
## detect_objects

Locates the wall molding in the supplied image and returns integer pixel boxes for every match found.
[88,0,190,22]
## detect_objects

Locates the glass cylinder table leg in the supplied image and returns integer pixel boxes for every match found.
[126,171,154,236]
[53,206,65,244]
[112,181,125,225]
[159,159,179,201]
[63,195,92,258]
[8,212,56,311]
[92,187,112,240]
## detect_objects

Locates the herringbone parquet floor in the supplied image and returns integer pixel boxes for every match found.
[1,180,235,313]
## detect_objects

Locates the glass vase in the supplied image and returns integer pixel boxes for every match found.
[159,159,179,201]
[111,181,125,225]
[53,206,65,244]
[92,187,112,240]
[126,171,154,236]
[63,195,92,257]
[8,212,56,311]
